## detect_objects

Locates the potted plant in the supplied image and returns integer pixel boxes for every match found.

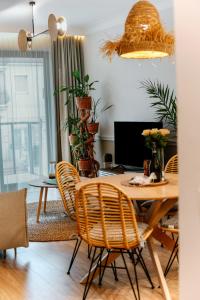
[59,70,98,110]
[64,115,80,146]
[87,98,113,134]
[71,128,92,171]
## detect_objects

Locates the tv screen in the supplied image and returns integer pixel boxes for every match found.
[114,121,163,168]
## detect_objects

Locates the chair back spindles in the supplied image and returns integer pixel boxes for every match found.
[165,154,178,174]
[76,182,141,249]
[56,161,80,220]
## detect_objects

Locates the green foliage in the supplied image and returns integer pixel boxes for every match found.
[90,98,113,123]
[140,80,177,130]
[64,115,80,134]
[144,133,169,150]
[71,127,90,160]
[55,70,98,104]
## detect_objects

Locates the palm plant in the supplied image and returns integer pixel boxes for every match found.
[140,80,177,131]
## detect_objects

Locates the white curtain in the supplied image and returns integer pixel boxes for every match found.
[0,34,56,192]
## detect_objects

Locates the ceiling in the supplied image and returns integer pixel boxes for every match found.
[0,0,173,34]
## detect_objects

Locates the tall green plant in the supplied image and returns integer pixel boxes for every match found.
[140,80,177,131]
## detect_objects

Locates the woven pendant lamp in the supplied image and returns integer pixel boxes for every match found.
[101,0,174,59]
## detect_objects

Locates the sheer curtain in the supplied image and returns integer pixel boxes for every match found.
[0,34,56,192]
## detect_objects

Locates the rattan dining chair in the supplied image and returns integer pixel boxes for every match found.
[56,161,93,273]
[75,182,154,300]
[56,161,80,221]
[161,154,179,276]
[165,154,178,174]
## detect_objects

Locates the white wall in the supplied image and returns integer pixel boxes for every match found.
[83,7,176,165]
[84,8,176,140]
[175,0,200,298]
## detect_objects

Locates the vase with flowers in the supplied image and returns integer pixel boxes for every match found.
[142,128,170,182]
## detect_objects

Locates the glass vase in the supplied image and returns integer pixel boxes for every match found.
[150,142,162,182]
[158,147,165,181]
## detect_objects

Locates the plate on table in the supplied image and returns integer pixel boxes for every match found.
[121,179,169,187]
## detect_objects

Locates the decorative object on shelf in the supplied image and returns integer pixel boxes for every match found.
[140,80,177,132]
[56,70,100,177]
[142,128,170,182]
[18,1,67,51]
[101,0,174,60]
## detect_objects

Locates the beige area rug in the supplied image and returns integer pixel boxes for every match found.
[27,200,78,242]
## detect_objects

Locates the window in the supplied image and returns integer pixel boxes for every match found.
[0,70,7,105]
[0,51,56,191]
[15,75,28,94]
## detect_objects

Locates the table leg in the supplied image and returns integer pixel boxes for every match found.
[152,227,177,251]
[43,187,48,213]
[147,237,172,300]
[37,187,44,223]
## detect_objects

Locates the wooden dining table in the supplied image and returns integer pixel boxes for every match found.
[76,172,178,300]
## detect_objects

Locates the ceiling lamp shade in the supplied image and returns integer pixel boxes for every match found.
[101,0,174,59]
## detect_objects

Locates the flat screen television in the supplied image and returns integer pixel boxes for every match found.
[114,121,163,169]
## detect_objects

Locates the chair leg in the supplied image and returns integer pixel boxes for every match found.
[99,250,119,284]
[134,248,154,289]
[111,260,118,281]
[14,248,17,257]
[98,248,105,286]
[130,250,141,300]
[3,250,6,259]
[87,245,93,259]
[67,238,82,275]
[120,250,139,300]
[98,249,110,286]
[164,237,179,277]
[83,247,100,300]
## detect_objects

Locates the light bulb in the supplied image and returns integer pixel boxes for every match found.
[57,17,67,37]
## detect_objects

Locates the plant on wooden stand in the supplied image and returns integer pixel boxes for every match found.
[59,70,98,110]
[56,70,100,177]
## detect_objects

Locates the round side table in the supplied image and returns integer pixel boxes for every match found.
[28,178,58,223]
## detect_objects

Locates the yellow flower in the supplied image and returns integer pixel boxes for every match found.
[150,128,159,135]
[142,129,151,136]
[159,128,170,136]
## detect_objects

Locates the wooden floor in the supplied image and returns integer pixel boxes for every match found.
[0,240,178,300]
